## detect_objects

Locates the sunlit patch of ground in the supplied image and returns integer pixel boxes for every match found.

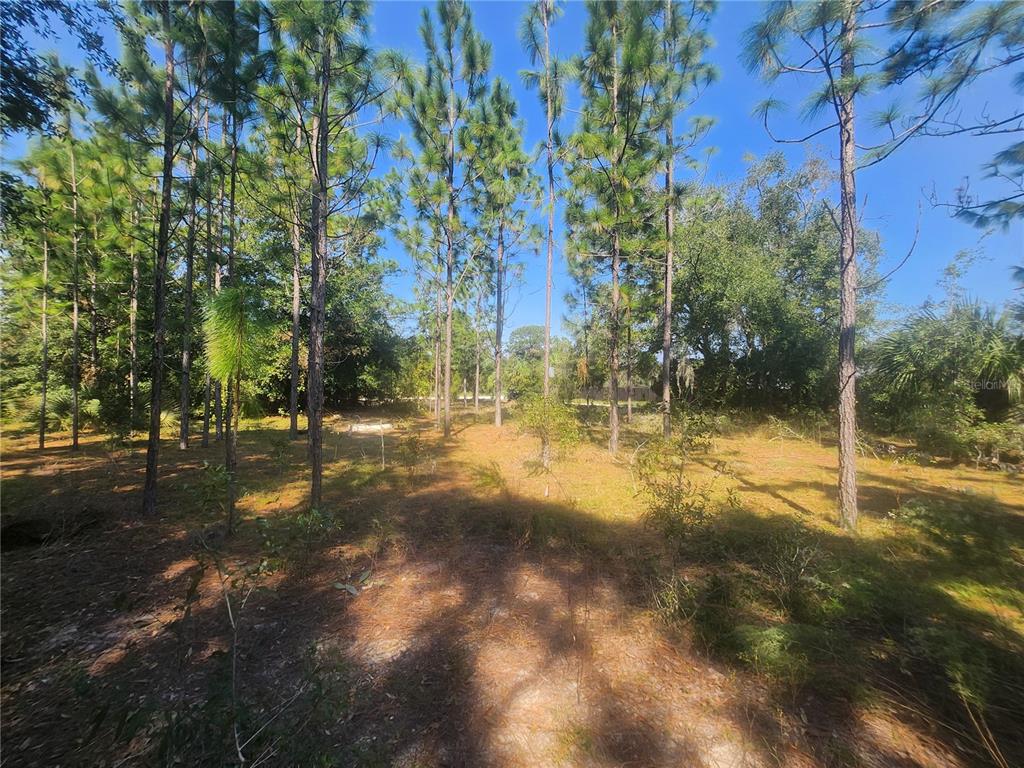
[1,407,1021,766]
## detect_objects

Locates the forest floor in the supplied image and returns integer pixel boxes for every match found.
[2,406,1022,767]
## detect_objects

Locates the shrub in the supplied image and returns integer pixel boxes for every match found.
[636,413,719,541]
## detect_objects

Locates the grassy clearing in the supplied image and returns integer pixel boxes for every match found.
[1,405,1022,766]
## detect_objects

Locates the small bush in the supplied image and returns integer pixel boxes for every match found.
[636,414,719,541]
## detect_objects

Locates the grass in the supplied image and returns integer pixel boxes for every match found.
[2,404,1022,766]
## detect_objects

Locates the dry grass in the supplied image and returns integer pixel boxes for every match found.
[1,405,1021,767]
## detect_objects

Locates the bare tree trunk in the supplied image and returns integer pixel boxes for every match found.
[609,233,621,454]
[142,0,175,515]
[89,216,99,383]
[180,104,199,450]
[494,223,504,427]
[66,111,80,450]
[443,65,456,441]
[130,206,139,435]
[289,119,303,440]
[608,15,620,455]
[540,0,555,469]
[433,276,441,425]
[307,35,331,509]
[625,298,632,424]
[214,112,226,443]
[662,5,675,439]
[39,231,49,449]
[837,17,858,530]
[214,263,223,441]
[473,287,481,415]
[201,106,212,447]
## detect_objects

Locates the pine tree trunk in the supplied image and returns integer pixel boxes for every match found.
[494,223,504,427]
[434,277,441,425]
[662,17,675,439]
[608,14,621,455]
[214,112,226,443]
[473,288,480,415]
[289,192,302,440]
[142,0,175,515]
[201,106,212,448]
[837,18,859,530]
[307,36,331,509]
[225,52,241,528]
[39,232,48,450]
[609,233,621,454]
[67,112,80,451]
[540,0,555,470]
[130,207,139,435]
[179,106,199,450]
[89,216,99,383]
[443,65,456,441]
[625,300,632,424]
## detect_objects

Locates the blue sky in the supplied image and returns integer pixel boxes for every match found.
[5,0,1021,337]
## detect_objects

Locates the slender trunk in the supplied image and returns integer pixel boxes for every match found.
[583,284,591,407]
[443,61,456,440]
[608,15,620,455]
[180,103,199,450]
[662,0,675,439]
[289,122,303,440]
[39,231,49,449]
[473,287,480,414]
[142,1,175,514]
[433,276,441,425]
[542,0,554,401]
[129,207,139,435]
[67,115,80,450]
[494,223,504,427]
[215,111,226,442]
[540,0,555,469]
[609,234,621,454]
[626,298,632,424]
[201,105,212,447]
[89,216,98,382]
[214,266,223,440]
[225,103,240,530]
[307,37,331,509]
[837,18,858,530]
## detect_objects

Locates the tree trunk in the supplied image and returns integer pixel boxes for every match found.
[609,233,621,454]
[473,287,481,415]
[289,192,302,440]
[130,206,139,435]
[142,0,175,515]
[837,18,859,530]
[89,216,99,383]
[225,20,241,525]
[434,276,441,425]
[608,14,620,455]
[201,106,212,448]
[540,0,555,470]
[179,104,199,450]
[67,112,80,450]
[443,63,456,440]
[39,230,48,449]
[307,35,331,509]
[494,223,504,427]
[625,298,632,424]
[662,14,675,439]
[214,111,226,442]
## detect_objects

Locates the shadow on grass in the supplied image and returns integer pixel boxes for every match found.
[1,413,1022,767]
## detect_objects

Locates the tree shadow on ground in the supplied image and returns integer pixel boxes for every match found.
[2,415,1022,767]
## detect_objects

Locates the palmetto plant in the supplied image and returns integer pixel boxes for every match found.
[873,303,1023,405]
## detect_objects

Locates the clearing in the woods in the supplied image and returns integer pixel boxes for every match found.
[2,407,1022,767]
